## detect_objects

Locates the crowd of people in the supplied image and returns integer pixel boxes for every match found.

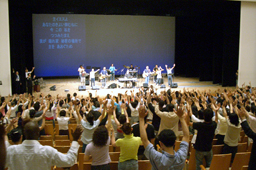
[0,83,255,170]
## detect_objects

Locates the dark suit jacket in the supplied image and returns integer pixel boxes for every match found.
[241,120,256,170]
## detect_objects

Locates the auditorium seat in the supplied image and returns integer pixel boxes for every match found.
[55,135,69,140]
[212,145,224,155]
[109,145,114,152]
[187,147,196,170]
[44,124,54,136]
[38,140,53,147]
[40,135,52,140]
[200,153,231,170]
[247,142,253,152]
[231,152,251,170]
[241,166,248,170]
[138,160,152,170]
[174,140,181,152]
[212,139,217,145]
[109,152,120,161]
[55,140,71,146]
[55,124,59,135]
[237,143,247,152]
[114,146,120,152]
[68,124,77,141]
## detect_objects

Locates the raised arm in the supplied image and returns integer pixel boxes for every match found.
[175,106,189,143]
[139,105,150,148]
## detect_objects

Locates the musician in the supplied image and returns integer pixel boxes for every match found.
[153,65,158,83]
[165,64,175,87]
[100,67,108,87]
[90,68,100,87]
[78,65,84,79]
[143,66,151,84]
[109,64,117,81]
[156,66,164,85]
[130,64,134,70]
[80,70,86,85]
[125,70,131,78]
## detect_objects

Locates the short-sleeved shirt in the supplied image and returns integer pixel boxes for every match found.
[81,119,100,144]
[193,121,217,151]
[109,66,115,74]
[84,138,111,165]
[100,70,108,75]
[144,142,189,170]
[116,133,142,162]
[57,117,70,130]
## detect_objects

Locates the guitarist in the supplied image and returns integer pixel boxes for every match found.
[100,67,108,87]
[143,66,151,84]
[165,64,175,87]
[109,64,117,81]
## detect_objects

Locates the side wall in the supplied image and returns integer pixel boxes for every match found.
[239,1,256,86]
[0,0,11,96]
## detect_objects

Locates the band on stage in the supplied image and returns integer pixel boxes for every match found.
[78,63,175,89]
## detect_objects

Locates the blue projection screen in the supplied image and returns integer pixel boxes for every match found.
[33,14,175,77]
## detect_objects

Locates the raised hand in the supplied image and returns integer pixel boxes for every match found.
[71,125,83,141]
[139,105,147,119]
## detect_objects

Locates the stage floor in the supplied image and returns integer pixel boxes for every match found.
[36,76,235,97]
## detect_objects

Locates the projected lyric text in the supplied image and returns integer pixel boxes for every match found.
[39,17,81,50]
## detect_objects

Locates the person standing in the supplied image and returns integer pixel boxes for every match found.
[15,71,22,94]
[27,73,35,95]
[5,121,83,170]
[90,68,100,88]
[80,70,86,85]
[143,66,151,84]
[100,67,108,88]
[153,65,158,83]
[109,64,117,81]
[78,65,84,79]
[25,67,35,93]
[165,64,175,87]
[156,66,164,86]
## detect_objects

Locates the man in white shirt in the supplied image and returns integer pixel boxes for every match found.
[78,65,84,79]
[156,66,164,86]
[165,64,175,87]
[90,68,100,88]
[5,121,83,170]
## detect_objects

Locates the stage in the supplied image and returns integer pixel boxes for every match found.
[34,76,235,98]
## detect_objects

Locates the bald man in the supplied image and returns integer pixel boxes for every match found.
[5,121,83,170]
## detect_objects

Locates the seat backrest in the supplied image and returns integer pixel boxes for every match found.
[188,147,196,170]
[55,140,71,146]
[174,141,182,152]
[212,145,224,155]
[44,124,54,136]
[109,145,114,152]
[212,139,218,145]
[241,166,248,170]
[38,140,53,147]
[231,152,251,170]
[55,124,59,135]
[237,143,247,152]
[55,135,68,140]
[247,142,253,152]
[209,154,231,170]
[138,160,152,170]
[68,124,77,141]
[54,146,70,153]
[40,135,52,140]
[109,152,120,161]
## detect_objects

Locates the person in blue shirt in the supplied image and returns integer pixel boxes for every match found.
[143,66,151,84]
[109,64,117,81]
[138,105,189,170]
[100,67,108,87]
